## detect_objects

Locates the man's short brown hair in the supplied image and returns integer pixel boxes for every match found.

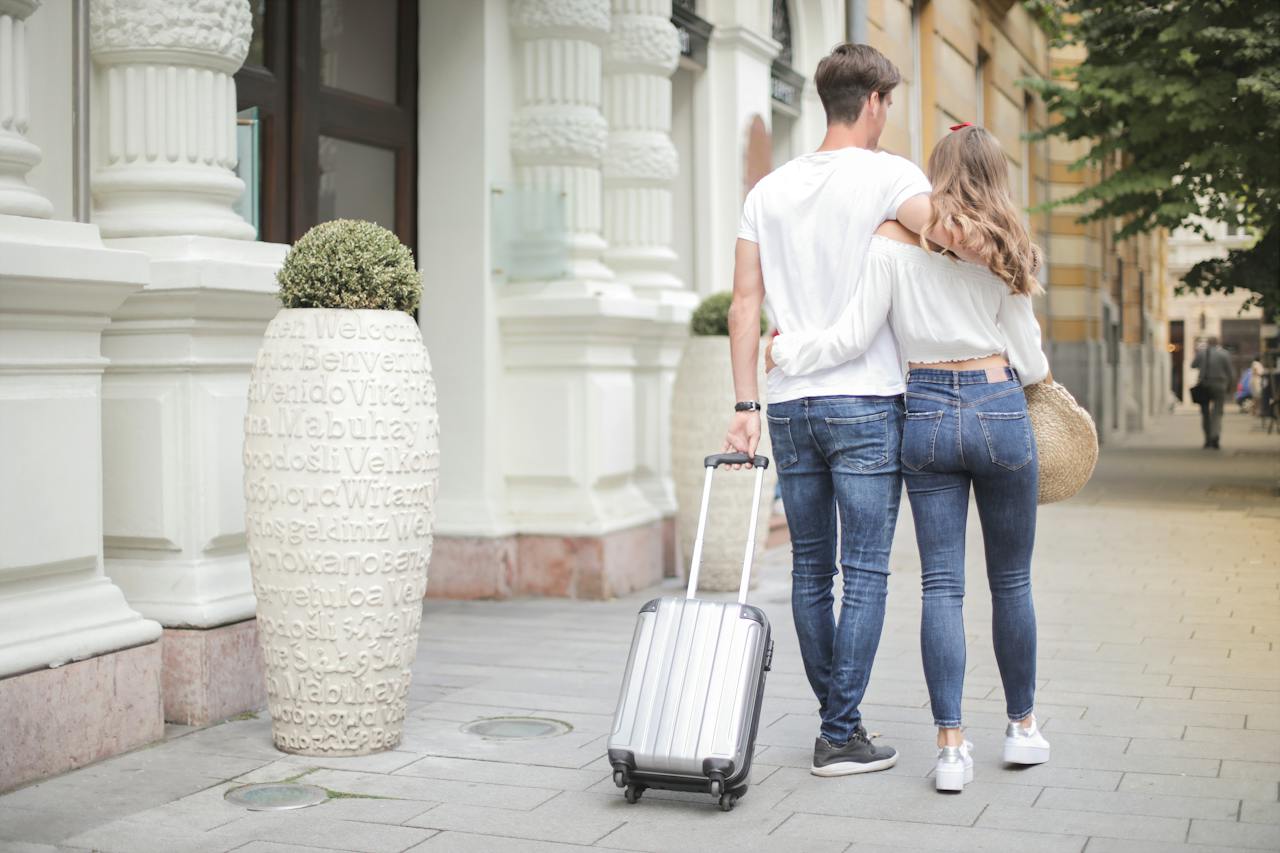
[815,43,902,124]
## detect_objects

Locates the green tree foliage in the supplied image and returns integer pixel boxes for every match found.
[1024,0,1280,317]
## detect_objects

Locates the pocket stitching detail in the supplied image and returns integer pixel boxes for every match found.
[902,411,944,471]
[976,411,1032,470]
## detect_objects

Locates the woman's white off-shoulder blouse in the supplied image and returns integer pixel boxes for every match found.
[770,236,1050,386]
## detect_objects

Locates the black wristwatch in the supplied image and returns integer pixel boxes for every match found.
[734,401,762,413]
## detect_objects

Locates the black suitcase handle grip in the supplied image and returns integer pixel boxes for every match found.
[704,453,770,470]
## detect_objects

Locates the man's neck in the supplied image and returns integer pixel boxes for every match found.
[816,122,875,152]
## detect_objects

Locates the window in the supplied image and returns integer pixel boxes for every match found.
[235,1,418,249]
[770,0,802,169]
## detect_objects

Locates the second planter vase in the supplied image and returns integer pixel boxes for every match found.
[671,335,777,591]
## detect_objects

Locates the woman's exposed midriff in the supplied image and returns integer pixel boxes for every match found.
[909,354,1009,372]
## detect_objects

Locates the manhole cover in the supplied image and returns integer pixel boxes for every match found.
[461,717,572,739]
[224,783,328,811]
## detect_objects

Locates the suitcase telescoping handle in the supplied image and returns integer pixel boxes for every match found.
[685,453,771,605]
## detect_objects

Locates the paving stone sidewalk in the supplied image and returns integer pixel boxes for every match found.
[1,409,1277,853]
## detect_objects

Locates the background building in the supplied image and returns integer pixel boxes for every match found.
[3,0,1170,788]
[1165,220,1263,404]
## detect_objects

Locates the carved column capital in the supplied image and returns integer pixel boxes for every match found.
[512,0,611,40]
[606,14,679,75]
[89,0,251,72]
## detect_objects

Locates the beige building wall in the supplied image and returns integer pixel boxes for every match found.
[867,0,1166,439]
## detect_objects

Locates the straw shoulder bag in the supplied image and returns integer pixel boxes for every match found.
[1024,381,1098,504]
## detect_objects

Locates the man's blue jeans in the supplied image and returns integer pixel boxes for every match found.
[766,395,904,745]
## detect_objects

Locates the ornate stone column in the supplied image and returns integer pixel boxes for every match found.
[0,0,53,217]
[90,0,286,723]
[603,0,694,575]
[509,0,617,293]
[1,1,163,789]
[88,0,255,239]
[457,0,664,598]
[603,0,681,294]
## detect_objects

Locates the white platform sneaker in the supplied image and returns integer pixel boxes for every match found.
[934,740,974,792]
[1003,717,1051,765]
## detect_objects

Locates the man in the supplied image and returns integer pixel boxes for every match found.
[1191,337,1235,449]
[724,43,946,777]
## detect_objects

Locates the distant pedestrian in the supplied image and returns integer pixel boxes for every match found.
[1190,338,1235,449]
[1250,359,1266,415]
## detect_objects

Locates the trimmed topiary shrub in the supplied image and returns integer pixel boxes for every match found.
[690,291,768,337]
[277,219,421,314]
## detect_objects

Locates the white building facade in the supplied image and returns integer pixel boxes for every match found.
[1,0,848,789]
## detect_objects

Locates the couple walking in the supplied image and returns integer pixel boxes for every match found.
[723,43,1052,793]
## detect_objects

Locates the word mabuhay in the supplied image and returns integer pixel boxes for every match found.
[244,410,425,446]
[247,372,431,414]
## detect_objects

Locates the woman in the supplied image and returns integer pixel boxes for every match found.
[768,124,1052,793]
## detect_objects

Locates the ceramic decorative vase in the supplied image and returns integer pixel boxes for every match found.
[670,336,776,591]
[243,308,439,755]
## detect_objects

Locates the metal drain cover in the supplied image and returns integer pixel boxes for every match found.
[462,717,572,739]
[224,782,328,811]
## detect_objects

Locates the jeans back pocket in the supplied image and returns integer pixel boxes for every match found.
[976,411,1032,471]
[902,410,944,471]
[822,412,889,472]
[766,414,799,470]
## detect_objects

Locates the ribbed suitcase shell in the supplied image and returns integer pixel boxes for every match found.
[607,596,771,792]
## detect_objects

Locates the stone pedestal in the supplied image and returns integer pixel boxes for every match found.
[161,620,265,726]
[0,213,164,789]
[100,237,284,628]
[0,642,162,793]
[100,236,284,721]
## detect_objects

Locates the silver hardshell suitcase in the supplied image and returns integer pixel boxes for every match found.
[607,452,774,812]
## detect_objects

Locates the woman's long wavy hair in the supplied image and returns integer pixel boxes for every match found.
[924,125,1042,296]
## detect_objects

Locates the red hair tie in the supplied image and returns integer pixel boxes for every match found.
[950,121,973,131]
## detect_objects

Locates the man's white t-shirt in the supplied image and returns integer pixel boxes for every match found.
[738,147,932,403]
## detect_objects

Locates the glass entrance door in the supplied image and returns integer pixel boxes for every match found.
[235,0,418,249]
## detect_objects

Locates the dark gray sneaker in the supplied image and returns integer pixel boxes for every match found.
[810,726,898,777]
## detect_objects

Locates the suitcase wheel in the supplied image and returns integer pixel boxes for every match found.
[709,777,723,797]
[612,769,626,788]
[718,792,738,812]
[624,783,645,804]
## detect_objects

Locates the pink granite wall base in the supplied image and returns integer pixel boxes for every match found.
[0,642,163,793]
[429,521,664,601]
[161,620,267,726]
[426,536,518,599]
